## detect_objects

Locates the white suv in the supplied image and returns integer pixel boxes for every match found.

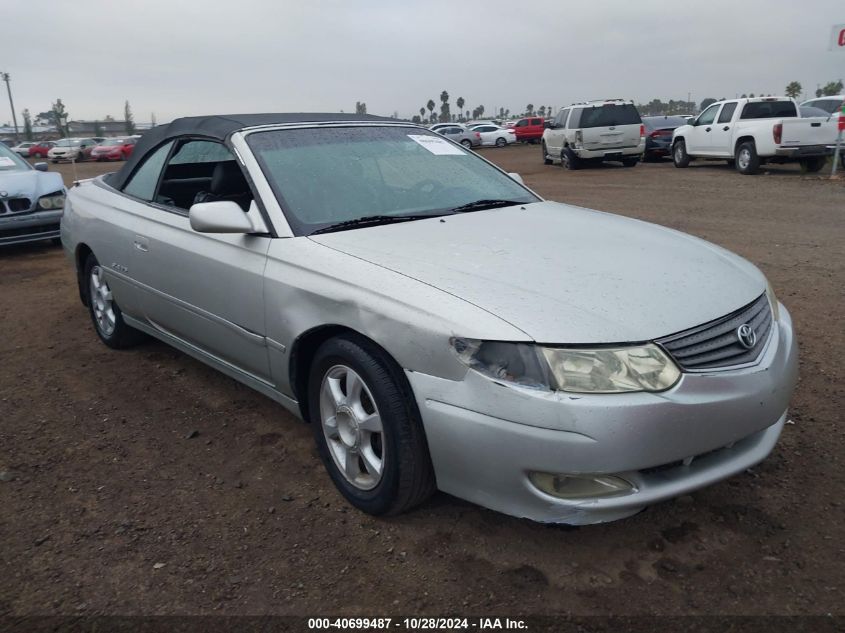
[542,99,645,169]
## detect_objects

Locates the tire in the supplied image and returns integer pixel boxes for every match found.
[495,137,506,147]
[83,253,145,349]
[51,159,58,164]
[542,142,553,165]
[672,140,690,168]
[735,141,760,175]
[561,147,580,170]
[621,157,639,168]
[460,139,471,148]
[308,334,436,516]
[799,157,826,173]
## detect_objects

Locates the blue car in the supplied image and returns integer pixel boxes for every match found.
[0,143,65,246]
[643,115,689,161]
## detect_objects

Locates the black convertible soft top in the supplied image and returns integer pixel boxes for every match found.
[108,112,397,190]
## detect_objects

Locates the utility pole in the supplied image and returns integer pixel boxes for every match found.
[1,72,19,142]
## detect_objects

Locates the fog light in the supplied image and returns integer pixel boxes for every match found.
[528,471,635,500]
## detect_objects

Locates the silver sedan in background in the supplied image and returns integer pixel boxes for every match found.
[61,114,798,525]
[435,124,482,148]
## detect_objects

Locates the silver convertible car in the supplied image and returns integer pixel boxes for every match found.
[61,113,798,525]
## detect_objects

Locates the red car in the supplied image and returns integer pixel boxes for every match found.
[90,137,137,161]
[27,141,56,159]
[513,117,545,143]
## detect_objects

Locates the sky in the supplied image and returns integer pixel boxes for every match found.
[2,0,843,125]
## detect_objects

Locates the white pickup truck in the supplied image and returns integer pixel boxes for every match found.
[671,97,838,174]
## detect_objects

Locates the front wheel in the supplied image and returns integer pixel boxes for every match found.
[495,137,506,147]
[84,254,145,349]
[672,140,690,168]
[542,142,553,165]
[308,334,435,516]
[735,141,760,175]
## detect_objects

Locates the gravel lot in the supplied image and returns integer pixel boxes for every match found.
[1,148,843,617]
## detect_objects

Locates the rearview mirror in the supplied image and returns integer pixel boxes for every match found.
[189,200,254,234]
[508,172,524,185]
[34,162,48,172]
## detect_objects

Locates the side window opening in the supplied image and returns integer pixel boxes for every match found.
[122,141,174,201]
[155,140,253,211]
[717,102,737,123]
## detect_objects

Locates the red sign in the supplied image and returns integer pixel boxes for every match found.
[831,24,845,51]
[840,28,845,47]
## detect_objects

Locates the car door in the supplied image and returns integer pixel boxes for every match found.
[129,138,273,381]
[708,102,738,156]
[686,103,720,154]
[546,109,569,154]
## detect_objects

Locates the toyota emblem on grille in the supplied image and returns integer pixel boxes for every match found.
[736,323,757,349]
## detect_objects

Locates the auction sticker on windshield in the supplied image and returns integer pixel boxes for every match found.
[407,134,466,155]
[0,157,17,168]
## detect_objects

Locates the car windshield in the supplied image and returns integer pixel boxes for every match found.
[0,143,30,171]
[578,104,642,128]
[54,139,80,147]
[247,125,538,235]
[101,139,125,146]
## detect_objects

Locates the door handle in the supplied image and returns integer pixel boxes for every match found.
[134,236,149,252]
[705,127,711,132]
[723,126,730,131]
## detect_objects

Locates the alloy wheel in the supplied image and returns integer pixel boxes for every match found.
[319,364,385,490]
[89,265,116,337]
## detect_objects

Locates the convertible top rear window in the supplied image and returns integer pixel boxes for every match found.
[247,126,537,236]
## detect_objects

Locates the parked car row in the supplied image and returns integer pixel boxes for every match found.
[10,137,138,162]
[537,95,842,174]
[431,121,517,147]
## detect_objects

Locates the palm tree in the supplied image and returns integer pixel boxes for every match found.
[526,104,534,116]
[426,99,436,119]
[456,97,465,121]
[420,107,426,120]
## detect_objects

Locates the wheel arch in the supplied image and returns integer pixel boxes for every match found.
[290,324,417,425]
[734,135,756,154]
[75,243,94,306]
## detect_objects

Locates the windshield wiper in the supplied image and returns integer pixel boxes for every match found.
[311,214,443,235]
[447,199,525,214]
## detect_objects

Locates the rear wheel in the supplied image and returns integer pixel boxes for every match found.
[495,137,507,147]
[735,141,760,175]
[621,157,639,168]
[672,140,690,168]
[460,139,471,148]
[799,157,826,173]
[561,148,580,170]
[83,254,145,349]
[308,335,435,516]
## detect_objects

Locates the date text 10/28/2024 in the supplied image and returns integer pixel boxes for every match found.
[308,618,528,630]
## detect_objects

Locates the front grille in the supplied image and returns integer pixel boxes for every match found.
[6,198,31,212]
[657,293,772,370]
[0,222,60,238]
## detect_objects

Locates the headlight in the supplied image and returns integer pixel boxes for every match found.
[451,338,680,394]
[766,280,780,322]
[37,191,66,210]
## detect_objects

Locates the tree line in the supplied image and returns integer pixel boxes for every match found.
[18,99,146,141]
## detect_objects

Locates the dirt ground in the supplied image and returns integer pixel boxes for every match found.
[1,148,843,618]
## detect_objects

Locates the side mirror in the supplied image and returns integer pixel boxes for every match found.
[508,172,524,185]
[34,162,48,172]
[189,200,254,234]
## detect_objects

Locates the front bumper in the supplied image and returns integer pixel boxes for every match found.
[407,305,798,524]
[0,209,63,246]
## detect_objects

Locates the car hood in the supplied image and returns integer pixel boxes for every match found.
[310,201,766,343]
[0,169,64,202]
